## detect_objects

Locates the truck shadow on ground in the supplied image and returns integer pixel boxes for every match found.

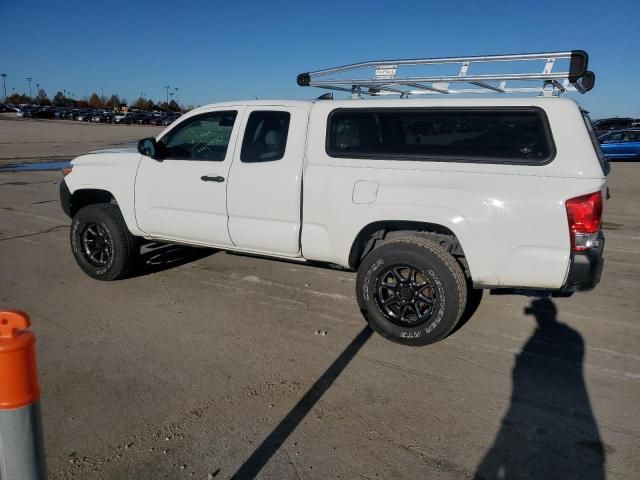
[230,326,373,479]
[475,298,607,480]
[131,242,216,277]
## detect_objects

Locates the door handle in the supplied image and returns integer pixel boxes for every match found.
[201,175,225,182]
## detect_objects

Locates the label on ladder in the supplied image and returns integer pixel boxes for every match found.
[375,65,397,80]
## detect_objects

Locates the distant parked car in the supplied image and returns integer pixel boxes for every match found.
[161,113,181,126]
[599,129,640,160]
[133,114,152,125]
[593,117,634,134]
[74,111,94,122]
[91,113,113,123]
[0,104,19,113]
[113,112,132,124]
[149,115,166,126]
[64,110,80,120]
[19,107,40,118]
[31,108,55,119]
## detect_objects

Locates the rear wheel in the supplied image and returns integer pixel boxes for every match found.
[70,203,138,280]
[356,236,467,346]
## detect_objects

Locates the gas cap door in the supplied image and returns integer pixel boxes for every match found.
[352,180,379,204]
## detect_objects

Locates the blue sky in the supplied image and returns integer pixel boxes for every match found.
[1,0,638,118]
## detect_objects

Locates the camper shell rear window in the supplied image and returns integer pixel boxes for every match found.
[326,107,556,165]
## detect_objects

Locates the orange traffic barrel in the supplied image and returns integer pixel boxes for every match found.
[0,309,47,479]
[0,310,40,409]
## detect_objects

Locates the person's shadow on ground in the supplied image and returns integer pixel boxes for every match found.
[474,298,607,480]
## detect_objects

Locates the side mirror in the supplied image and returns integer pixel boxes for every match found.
[138,137,157,158]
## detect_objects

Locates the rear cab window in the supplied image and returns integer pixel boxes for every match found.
[327,107,555,165]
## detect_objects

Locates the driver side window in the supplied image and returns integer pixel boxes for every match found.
[162,111,237,161]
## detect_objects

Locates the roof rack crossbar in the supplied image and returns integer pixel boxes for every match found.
[298,50,595,97]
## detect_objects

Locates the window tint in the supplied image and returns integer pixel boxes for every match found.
[163,111,237,161]
[241,111,290,162]
[327,108,554,164]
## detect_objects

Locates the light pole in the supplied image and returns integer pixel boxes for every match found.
[26,77,33,102]
[164,85,170,104]
[0,74,7,102]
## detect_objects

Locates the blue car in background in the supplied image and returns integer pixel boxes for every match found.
[599,129,640,160]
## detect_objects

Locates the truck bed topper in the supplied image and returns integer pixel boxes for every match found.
[297,50,595,98]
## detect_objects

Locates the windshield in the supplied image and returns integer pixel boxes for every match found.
[582,110,609,176]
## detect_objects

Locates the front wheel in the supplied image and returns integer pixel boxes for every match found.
[356,236,468,346]
[70,203,138,280]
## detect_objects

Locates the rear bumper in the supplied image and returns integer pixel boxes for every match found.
[560,232,604,292]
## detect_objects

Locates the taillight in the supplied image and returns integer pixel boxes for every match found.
[566,191,602,251]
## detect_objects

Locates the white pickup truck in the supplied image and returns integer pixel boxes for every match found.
[60,52,607,345]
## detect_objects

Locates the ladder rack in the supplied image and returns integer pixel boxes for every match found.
[297,51,595,98]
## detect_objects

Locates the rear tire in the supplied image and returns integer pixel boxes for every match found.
[449,285,483,336]
[70,203,138,280]
[356,236,467,346]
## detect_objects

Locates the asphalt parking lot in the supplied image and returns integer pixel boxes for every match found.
[0,113,162,166]
[0,119,639,479]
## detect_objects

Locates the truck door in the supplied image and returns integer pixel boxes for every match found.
[226,106,307,256]
[135,108,243,246]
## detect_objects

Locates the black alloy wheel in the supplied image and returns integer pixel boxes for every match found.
[375,265,437,327]
[79,222,114,267]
